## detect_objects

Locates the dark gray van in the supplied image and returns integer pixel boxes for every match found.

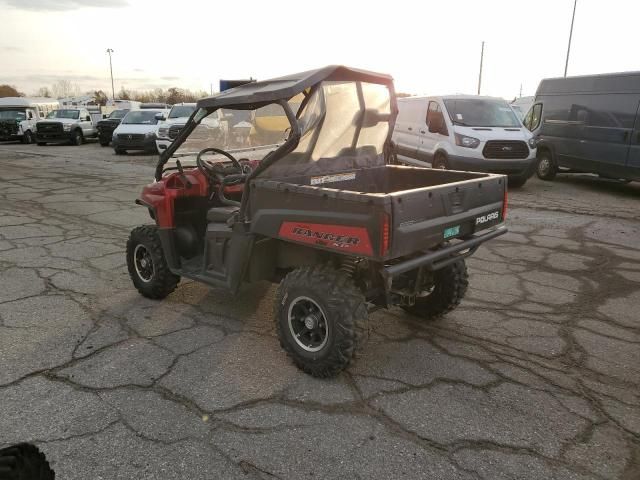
[524,71,640,182]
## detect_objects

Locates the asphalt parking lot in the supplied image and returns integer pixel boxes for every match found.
[0,141,639,479]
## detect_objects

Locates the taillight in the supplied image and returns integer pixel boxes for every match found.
[502,186,508,220]
[380,212,390,256]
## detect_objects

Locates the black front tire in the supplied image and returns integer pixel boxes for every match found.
[507,174,528,188]
[126,225,180,299]
[402,260,469,320]
[536,150,557,180]
[37,142,46,146]
[115,148,126,155]
[275,265,368,377]
[0,443,55,480]
[432,152,449,170]
[71,129,83,146]
[22,130,34,144]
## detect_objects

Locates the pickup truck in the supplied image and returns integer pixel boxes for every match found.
[96,109,129,146]
[126,65,508,377]
[36,108,98,146]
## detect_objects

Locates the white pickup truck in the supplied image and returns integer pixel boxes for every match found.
[35,108,99,146]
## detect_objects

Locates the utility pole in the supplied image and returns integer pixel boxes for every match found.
[519,84,523,98]
[477,41,484,95]
[564,0,577,77]
[106,48,115,100]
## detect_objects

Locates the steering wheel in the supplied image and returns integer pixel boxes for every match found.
[196,147,243,179]
[196,147,248,207]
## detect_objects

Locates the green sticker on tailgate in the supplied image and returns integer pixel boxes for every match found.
[444,225,460,239]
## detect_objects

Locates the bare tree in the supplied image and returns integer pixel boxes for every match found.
[51,80,74,98]
[35,86,52,98]
[93,90,108,106]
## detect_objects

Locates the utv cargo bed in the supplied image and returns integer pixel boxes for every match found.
[250,164,507,261]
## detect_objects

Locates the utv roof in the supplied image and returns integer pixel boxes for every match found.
[197,65,394,110]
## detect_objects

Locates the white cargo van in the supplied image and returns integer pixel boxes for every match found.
[393,95,538,187]
[0,97,59,144]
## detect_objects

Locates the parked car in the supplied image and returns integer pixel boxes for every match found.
[0,97,59,144]
[393,95,537,187]
[35,108,98,146]
[525,71,640,182]
[97,109,129,146]
[155,103,196,153]
[111,108,168,154]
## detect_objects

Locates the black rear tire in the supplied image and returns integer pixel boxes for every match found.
[126,225,180,299]
[0,443,55,480]
[402,260,468,320]
[275,265,368,377]
[37,142,46,146]
[115,148,126,155]
[536,150,557,180]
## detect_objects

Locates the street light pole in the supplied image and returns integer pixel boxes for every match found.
[106,48,115,100]
[477,41,484,95]
[564,0,577,77]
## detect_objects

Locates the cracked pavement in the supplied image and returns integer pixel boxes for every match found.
[0,142,639,479]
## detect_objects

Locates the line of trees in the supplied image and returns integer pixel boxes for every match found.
[0,81,210,106]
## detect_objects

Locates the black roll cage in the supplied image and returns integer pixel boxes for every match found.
[153,66,398,222]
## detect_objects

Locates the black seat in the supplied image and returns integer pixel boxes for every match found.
[207,206,238,223]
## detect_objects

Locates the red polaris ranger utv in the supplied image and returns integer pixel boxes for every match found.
[127,66,508,377]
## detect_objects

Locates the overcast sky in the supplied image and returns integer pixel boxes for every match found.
[1,0,638,99]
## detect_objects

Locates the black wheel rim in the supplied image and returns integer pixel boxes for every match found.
[133,244,154,282]
[287,296,329,352]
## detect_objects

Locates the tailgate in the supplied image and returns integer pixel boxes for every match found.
[389,175,506,258]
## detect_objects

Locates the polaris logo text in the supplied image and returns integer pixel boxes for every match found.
[475,211,499,225]
[291,227,360,247]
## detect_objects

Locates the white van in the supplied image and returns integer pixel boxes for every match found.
[0,97,59,144]
[393,95,538,187]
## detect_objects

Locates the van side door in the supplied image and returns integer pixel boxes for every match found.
[393,100,422,164]
[577,94,638,172]
[417,101,448,165]
[626,100,640,173]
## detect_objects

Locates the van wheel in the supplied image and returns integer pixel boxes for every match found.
[71,129,84,146]
[37,142,46,146]
[115,148,126,155]
[275,265,368,377]
[22,130,34,144]
[536,151,557,180]
[432,152,449,170]
[402,260,468,320]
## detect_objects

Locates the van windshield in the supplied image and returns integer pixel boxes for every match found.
[444,99,520,128]
[0,110,26,121]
